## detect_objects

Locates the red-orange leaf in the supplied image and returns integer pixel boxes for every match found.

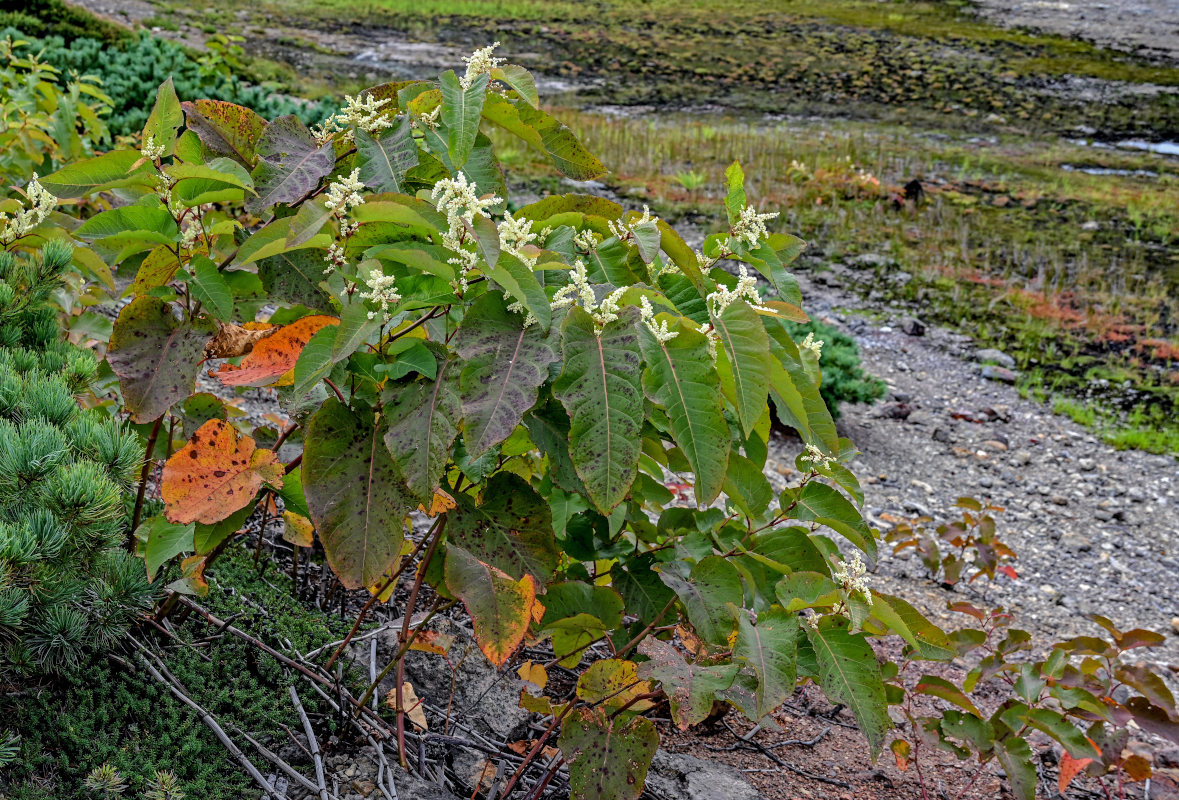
[1058,752,1093,794]
[162,419,283,524]
[212,314,338,387]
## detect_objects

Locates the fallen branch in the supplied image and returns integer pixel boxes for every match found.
[722,721,851,789]
[289,685,331,800]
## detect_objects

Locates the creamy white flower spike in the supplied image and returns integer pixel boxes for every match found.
[607,204,657,241]
[431,172,502,292]
[639,296,678,343]
[799,443,835,468]
[359,265,401,322]
[461,43,505,90]
[498,211,537,267]
[313,94,394,144]
[833,553,872,607]
[140,136,166,162]
[705,265,772,317]
[0,174,58,245]
[325,168,366,218]
[550,260,624,334]
[728,204,778,250]
[800,331,824,357]
[323,242,347,275]
[572,228,599,252]
[180,219,202,251]
[696,321,719,362]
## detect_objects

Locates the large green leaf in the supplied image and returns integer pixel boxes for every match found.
[38,150,152,197]
[870,591,954,660]
[107,297,215,423]
[447,472,558,582]
[733,607,799,719]
[639,317,729,505]
[553,306,644,514]
[482,97,606,181]
[454,292,558,457]
[994,737,1038,800]
[657,556,742,645]
[524,396,585,494]
[75,205,178,245]
[303,399,411,589]
[559,709,658,800]
[181,99,267,169]
[439,70,487,171]
[165,159,255,206]
[188,256,234,320]
[142,77,183,157]
[444,545,536,667]
[638,637,739,730]
[248,115,335,213]
[765,318,838,451]
[490,65,539,107]
[356,118,418,193]
[137,515,194,581]
[711,299,771,438]
[487,254,551,332]
[612,556,675,626]
[807,617,890,759]
[257,249,333,311]
[382,352,461,504]
[787,482,876,559]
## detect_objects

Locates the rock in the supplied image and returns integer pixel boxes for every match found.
[932,428,952,444]
[1078,457,1097,471]
[646,751,765,800]
[1159,747,1179,768]
[848,253,891,269]
[975,348,1016,369]
[1051,495,1069,506]
[901,317,926,336]
[981,365,1018,384]
[1060,532,1090,552]
[983,440,1009,452]
[1172,617,1179,636]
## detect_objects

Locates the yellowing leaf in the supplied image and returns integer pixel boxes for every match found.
[417,488,456,517]
[282,511,314,548]
[408,630,455,656]
[161,419,283,524]
[445,546,537,667]
[212,315,339,387]
[517,660,549,692]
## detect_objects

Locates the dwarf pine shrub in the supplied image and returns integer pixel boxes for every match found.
[0,242,151,675]
[785,318,886,417]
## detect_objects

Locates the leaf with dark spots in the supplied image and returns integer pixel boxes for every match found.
[303,399,412,589]
[107,296,215,423]
[258,249,334,311]
[637,637,738,730]
[356,117,418,193]
[248,115,335,214]
[444,545,537,668]
[559,708,658,800]
[553,306,644,515]
[181,99,267,169]
[382,350,462,504]
[212,314,339,388]
[448,472,558,582]
[161,420,282,525]
[454,292,558,457]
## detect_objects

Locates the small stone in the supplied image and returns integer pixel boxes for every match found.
[981,365,1018,383]
[983,440,1008,452]
[932,428,952,444]
[1060,532,1090,552]
[975,348,1016,369]
[1078,457,1097,471]
[1159,747,1179,768]
[1171,617,1179,636]
[911,479,934,494]
[901,317,926,336]
[1041,585,1057,596]
[1051,495,1069,506]
[1012,450,1032,466]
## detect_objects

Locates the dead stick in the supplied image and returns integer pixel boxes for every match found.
[289,685,331,800]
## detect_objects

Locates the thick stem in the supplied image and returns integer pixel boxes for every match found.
[500,701,575,798]
[129,414,165,549]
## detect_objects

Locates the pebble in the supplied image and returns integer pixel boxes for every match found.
[1172,617,1179,636]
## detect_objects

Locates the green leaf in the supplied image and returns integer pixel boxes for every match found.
[542,582,625,631]
[38,150,152,197]
[258,249,333,312]
[303,399,411,589]
[192,504,252,555]
[658,556,742,645]
[248,115,335,213]
[775,571,840,611]
[291,324,338,398]
[722,452,772,519]
[491,65,539,107]
[440,70,487,170]
[356,117,418,193]
[1024,709,1100,760]
[482,98,606,181]
[524,396,585,494]
[559,709,657,800]
[165,159,255,206]
[488,254,551,332]
[807,617,890,759]
[553,306,644,514]
[382,352,461,504]
[107,297,215,422]
[454,292,558,457]
[724,161,747,226]
[788,482,876,560]
[638,636,739,730]
[612,556,675,626]
[765,318,838,451]
[448,472,558,582]
[994,737,1038,800]
[444,545,537,667]
[639,317,729,504]
[871,592,954,660]
[733,607,799,720]
[137,515,194,581]
[181,99,267,169]
[712,299,771,438]
[75,205,178,245]
[188,256,234,320]
[143,77,183,157]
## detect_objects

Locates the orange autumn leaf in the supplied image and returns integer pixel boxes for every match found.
[1058,751,1093,794]
[162,419,284,525]
[211,314,338,387]
[1123,754,1151,782]
[416,488,456,517]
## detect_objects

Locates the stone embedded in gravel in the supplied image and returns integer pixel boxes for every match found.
[646,750,765,800]
[980,365,1018,383]
[1060,531,1091,552]
[1172,617,1179,636]
[902,317,926,336]
[975,348,1016,369]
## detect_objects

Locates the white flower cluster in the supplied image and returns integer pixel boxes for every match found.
[639,296,677,343]
[833,553,872,607]
[800,332,823,357]
[550,260,625,334]
[498,211,537,267]
[695,322,719,361]
[180,218,202,251]
[0,175,57,245]
[705,265,772,317]
[313,94,394,144]
[359,264,401,322]
[432,172,501,292]
[729,204,778,250]
[572,228,599,252]
[322,169,367,275]
[461,43,505,90]
[799,443,835,468]
[140,135,166,162]
[607,204,657,241]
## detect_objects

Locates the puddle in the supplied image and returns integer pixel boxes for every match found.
[1116,139,1179,156]
[1061,164,1160,177]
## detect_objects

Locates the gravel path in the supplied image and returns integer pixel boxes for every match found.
[971,0,1179,62]
[775,257,1179,668]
